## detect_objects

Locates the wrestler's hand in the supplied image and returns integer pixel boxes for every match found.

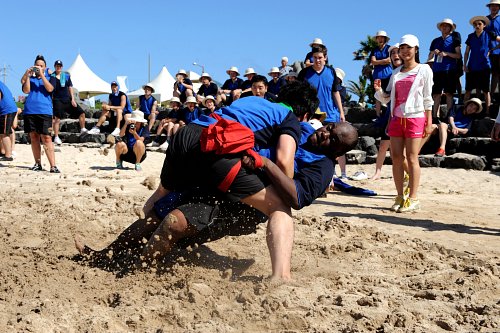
[242,155,256,170]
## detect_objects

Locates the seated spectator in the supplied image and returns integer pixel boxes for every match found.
[178,96,202,126]
[219,66,243,105]
[240,68,256,96]
[173,69,194,103]
[305,38,327,67]
[89,81,133,136]
[152,97,181,149]
[267,67,286,96]
[249,75,277,102]
[370,30,392,116]
[279,57,293,77]
[138,84,158,131]
[115,110,150,172]
[196,72,219,105]
[51,60,87,145]
[335,68,348,106]
[464,16,500,116]
[434,98,482,157]
[202,95,217,115]
[285,71,298,84]
[308,108,327,130]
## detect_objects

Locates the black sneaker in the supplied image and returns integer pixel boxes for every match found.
[31,163,43,171]
[50,166,61,173]
[0,156,14,161]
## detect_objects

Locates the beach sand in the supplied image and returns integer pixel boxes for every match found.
[0,144,499,332]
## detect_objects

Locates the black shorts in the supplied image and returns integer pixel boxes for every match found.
[380,77,390,93]
[0,112,16,135]
[120,148,146,164]
[160,124,267,201]
[432,70,458,95]
[490,54,500,75]
[465,69,491,92]
[53,99,85,119]
[175,198,267,248]
[23,114,52,135]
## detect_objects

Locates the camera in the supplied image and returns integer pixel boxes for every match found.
[130,123,135,129]
[32,67,40,75]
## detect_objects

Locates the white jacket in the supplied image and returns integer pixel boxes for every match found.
[375,64,434,118]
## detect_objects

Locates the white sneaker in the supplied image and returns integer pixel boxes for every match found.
[54,136,62,145]
[151,141,160,147]
[159,141,169,150]
[88,127,100,135]
[80,128,89,134]
[111,127,121,136]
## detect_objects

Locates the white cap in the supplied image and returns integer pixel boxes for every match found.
[399,34,419,48]
[281,56,288,62]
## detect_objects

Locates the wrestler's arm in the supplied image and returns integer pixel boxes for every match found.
[274,134,296,178]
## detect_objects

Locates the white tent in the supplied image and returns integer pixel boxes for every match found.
[67,54,111,99]
[116,76,129,93]
[188,71,202,93]
[127,66,176,102]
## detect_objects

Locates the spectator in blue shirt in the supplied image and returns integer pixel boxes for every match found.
[427,19,462,118]
[464,15,500,115]
[486,0,500,99]
[114,110,150,171]
[370,30,392,116]
[177,96,202,126]
[0,81,18,161]
[219,66,243,106]
[196,72,219,105]
[268,67,286,96]
[138,84,158,131]
[173,69,194,104]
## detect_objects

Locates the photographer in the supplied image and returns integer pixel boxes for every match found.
[21,55,61,173]
[114,110,150,171]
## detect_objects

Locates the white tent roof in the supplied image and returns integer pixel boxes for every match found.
[128,66,176,102]
[67,54,111,98]
[116,76,128,93]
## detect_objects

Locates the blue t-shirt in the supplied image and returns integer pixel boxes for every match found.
[487,14,500,55]
[139,95,156,116]
[465,31,497,71]
[257,122,334,209]
[51,72,73,101]
[430,35,460,72]
[109,91,133,114]
[179,107,202,124]
[299,66,340,123]
[221,78,243,91]
[449,105,473,129]
[124,124,150,148]
[24,74,54,116]
[195,96,301,151]
[174,78,193,95]
[370,44,392,80]
[197,82,219,97]
[0,82,18,116]
[268,77,286,95]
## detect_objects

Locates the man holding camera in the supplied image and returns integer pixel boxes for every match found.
[114,110,150,171]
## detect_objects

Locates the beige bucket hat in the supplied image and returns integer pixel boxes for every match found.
[374,30,390,42]
[437,18,456,32]
[226,66,240,76]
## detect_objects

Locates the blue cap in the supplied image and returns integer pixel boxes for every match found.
[110,81,118,86]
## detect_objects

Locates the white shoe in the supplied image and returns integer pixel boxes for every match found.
[54,136,62,145]
[159,141,169,150]
[88,127,100,135]
[111,127,121,136]
[151,141,160,147]
[80,128,89,134]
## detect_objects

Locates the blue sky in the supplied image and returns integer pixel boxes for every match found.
[0,0,490,100]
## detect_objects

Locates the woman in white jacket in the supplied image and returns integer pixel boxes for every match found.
[374,34,433,212]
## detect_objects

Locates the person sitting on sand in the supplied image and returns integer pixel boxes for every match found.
[114,110,150,172]
[433,98,482,157]
[196,73,219,105]
[138,84,158,131]
[75,120,358,280]
[177,96,202,126]
[75,81,319,280]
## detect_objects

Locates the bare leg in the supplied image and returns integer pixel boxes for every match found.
[405,137,423,199]
[371,139,390,180]
[79,113,86,130]
[241,186,293,280]
[115,142,127,163]
[41,134,56,167]
[133,141,145,163]
[337,155,347,177]
[432,94,441,118]
[445,93,453,116]
[53,117,61,138]
[1,134,12,158]
[438,123,448,150]
[390,136,405,196]
[29,132,42,164]
[484,90,491,116]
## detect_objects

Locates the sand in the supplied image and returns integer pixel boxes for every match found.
[0,144,498,332]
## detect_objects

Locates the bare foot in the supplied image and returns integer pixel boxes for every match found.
[371,171,382,180]
[74,234,93,255]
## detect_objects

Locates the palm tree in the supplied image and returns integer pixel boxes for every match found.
[347,75,368,106]
[353,35,378,105]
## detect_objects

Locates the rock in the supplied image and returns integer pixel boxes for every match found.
[79,133,106,144]
[345,107,377,123]
[469,118,495,137]
[418,154,443,168]
[357,136,376,149]
[345,150,366,164]
[448,137,500,159]
[441,153,486,170]
[352,123,384,137]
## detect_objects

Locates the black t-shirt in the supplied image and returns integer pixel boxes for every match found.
[197,82,219,97]
[51,74,73,101]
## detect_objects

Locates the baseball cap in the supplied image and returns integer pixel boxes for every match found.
[54,60,63,67]
[399,34,419,48]
[110,81,118,86]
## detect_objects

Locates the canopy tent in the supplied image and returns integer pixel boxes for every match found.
[127,66,176,103]
[67,54,111,99]
[188,71,202,93]
[116,76,129,93]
